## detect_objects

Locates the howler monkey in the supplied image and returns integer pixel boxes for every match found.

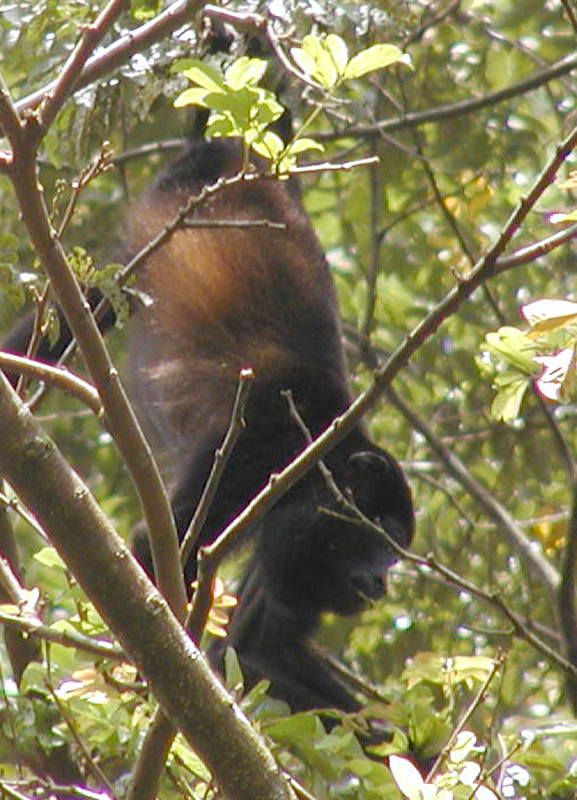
[4,137,414,714]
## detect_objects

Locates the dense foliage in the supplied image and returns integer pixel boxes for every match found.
[1,1,577,798]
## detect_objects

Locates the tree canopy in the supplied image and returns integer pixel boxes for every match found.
[1,1,577,799]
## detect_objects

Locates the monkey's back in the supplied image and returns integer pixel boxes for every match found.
[126,139,352,449]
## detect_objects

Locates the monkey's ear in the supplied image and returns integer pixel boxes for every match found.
[347,450,394,478]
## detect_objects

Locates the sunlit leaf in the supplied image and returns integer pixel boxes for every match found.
[389,755,424,800]
[344,44,404,79]
[290,46,318,80]
[449,731,477,763]
[491,374,529,422]
[33,547,67,570]
[173,87,209,109]
[484,327,539,373]
[286,138,324,155]
[131,0,162,21]
[291,35,338,87]
[181,61,224,92]
[252,130,285,160]
[558,171,577,189]
[325,34,348,75]
[533,347,575,401]
[521,298,577,332]
[226,56,268,90]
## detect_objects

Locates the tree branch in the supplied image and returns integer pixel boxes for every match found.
[127,368,253,800]
[0,352,102,415]
[0,80,187,619]
[317,52,577,141]
[384,385,559,593]
[13,0,205,120]
[558,480,577,712]
[199,119,577,578]
[0,370,294,800]
[39,0,127,131]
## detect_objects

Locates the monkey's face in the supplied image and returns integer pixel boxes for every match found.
[258,501,401,619]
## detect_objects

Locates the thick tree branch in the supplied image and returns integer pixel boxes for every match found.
[0,84,187,619]
[0,370,294,800]
[128,368,254,800]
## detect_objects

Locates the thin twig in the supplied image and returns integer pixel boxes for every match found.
[13,0,206,119]
[426,656,503,780]
[181,369,253,569]
[0,351,102,416]
[558,480,577,712]
[39,0,127,131]
[494,223,577,272]
[128,369,253,800]
[0,490,48,541]
[385,384,559,592]
[47,681,119,797]
[316,52,577,142]
[561,0,577,37]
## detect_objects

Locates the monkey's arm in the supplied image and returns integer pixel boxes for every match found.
[211,563,362,713]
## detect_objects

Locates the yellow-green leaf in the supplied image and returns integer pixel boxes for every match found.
[343,44,404,80]
[226,56,268,90]
[182,61,224,92]
[325,34,348,75]
[173,87,209,108]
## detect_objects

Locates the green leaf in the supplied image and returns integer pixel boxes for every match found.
[34,547,67,570]
[491,374,530,423]
[131,0,162,21]
[173,87,209,109]
[267,711,324,743]
[171,734,212,781]
[286,137,324,155]
[325,34,348,75]
[223,647,244,692]
[181,61,224,92]
[252,131,285,160]
[93,263,131,327]
[225,56,268,90]
[206,114,237,138]
[292,35,339,87]
[344,43,404,79]
[483,326,539,373]
[290,47,319,81]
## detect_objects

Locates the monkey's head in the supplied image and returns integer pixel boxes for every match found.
[258,449,414,619]
[346,448,414,549]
